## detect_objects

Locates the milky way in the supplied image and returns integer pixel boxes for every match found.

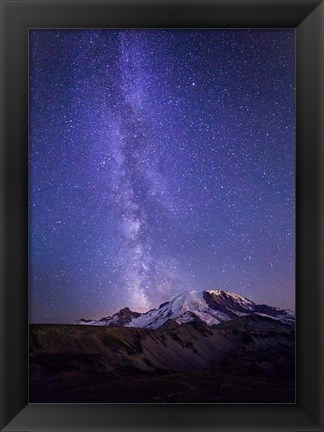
[29,30,295,323]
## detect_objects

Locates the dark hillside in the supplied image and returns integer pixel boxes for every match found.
[30,317,295,403]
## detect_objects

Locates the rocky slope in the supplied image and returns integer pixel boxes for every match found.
[30,314,295,403]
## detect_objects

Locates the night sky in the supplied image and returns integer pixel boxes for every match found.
[29,30,295,324]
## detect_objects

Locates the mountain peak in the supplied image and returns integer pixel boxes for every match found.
[75,306,141,327]
[118,307,132,314]
[207,289,225,295]
[207,289,252,301]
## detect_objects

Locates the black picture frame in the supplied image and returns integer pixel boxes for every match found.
[1,0,323,430]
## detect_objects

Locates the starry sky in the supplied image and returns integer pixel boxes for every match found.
[29,29,295,324]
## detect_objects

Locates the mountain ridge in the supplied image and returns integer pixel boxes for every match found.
[75,289,294,329]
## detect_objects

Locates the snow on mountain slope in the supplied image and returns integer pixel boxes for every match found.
[206,290,255,312]
[75,289,295,329]
[127,289,294,329]
[126,290,219,329]
[126,290,243,329]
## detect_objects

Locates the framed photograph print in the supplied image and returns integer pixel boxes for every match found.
[0,0,323,431]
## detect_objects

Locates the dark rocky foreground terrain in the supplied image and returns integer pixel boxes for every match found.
[29,316,295,403]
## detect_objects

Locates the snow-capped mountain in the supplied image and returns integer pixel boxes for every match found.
[126,290,294,329]
[75,289,294,329]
